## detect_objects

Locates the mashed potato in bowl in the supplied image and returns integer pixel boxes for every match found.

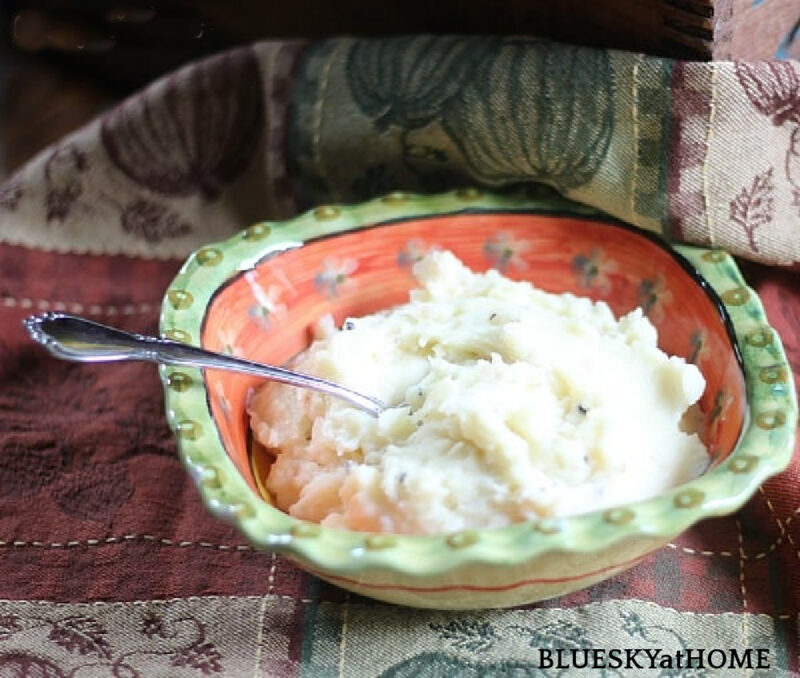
[248,250,708,535]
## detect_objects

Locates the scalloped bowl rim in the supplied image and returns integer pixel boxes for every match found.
[159,190,797,577]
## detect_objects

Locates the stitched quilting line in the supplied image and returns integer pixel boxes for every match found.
[1,534,792,563]
[0,593,319,607]
[338,592,351,678]
[251,593,272,678]
[786,522,800,558]
[0,535,253,550]
[0,594,791,620]
[757,486,797,563]
[630,54,644,220]
[758,487,798,621]
[666,538,787,561]
[701,62,719,247]
[781,503,800,529]
[267,551,278,594]
[1,297,156,316]
[736,516,750,650]
[261,45,278,221]
[252,552,279,674]
[312,41,345,203]
[666,543,735,557]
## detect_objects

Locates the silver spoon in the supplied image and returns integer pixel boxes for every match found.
[23,312,386,417]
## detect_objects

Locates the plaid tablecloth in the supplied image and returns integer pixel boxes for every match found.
[0,38,798,676]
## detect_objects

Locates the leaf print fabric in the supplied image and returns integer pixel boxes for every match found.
[729,169,775,252]
[0,599,255,676]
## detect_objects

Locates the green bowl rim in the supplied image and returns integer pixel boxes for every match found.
[159,189,798,576]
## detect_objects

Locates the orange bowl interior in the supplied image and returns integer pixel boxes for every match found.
[201,213,746,497]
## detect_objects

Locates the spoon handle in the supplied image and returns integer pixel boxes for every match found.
[23,312,384,416]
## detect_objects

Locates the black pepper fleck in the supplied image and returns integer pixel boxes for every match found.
[343,320,355,330]
[577,404,588,415]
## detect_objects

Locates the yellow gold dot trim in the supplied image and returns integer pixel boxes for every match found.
[447,531,478,549]
[674,489,704,508]
[381,192,409,204]
[199,466,222,488]
[728,456,757,474]
[167,372,193,392]
[721,288,750,306]
[365,535,397,550]
[176,419,201,440]
[164,329,192,343]
[604,508,634,525]
[243,224,271,240]
[313,206,341,221]
[758,366,788,384]
[455,187,483,201]
[167,290,194,310]
[196,248,223,266]
[701,250,727,263]
[756,410,787,430]
[291,523,321,538]
[745,328,773,348]
[232,502,255,519]
[534,520,561,534]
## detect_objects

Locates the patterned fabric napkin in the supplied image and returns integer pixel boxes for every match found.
[0,38,798,676]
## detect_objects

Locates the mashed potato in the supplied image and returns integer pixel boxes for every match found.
[248,250,708,534]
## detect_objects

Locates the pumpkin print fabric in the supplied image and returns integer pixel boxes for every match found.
[290,37,800,267]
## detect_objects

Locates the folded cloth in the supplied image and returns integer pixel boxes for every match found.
[0,37,798,676]
[1,37,799,266]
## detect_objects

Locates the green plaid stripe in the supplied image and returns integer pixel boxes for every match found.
[633,58,673,233]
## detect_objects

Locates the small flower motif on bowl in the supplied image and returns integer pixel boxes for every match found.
[397,239,434,268]
[216,329,242,357]
[246,272,287,331]
[637,275,674,323]
[314,257,358,297]
[215,382,232,420]
[483,232,531,272]
[688,329,711,367]
[708,388,735,450]
[571,248,618,293]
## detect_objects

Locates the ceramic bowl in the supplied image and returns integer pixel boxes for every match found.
[159,190,797,610]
